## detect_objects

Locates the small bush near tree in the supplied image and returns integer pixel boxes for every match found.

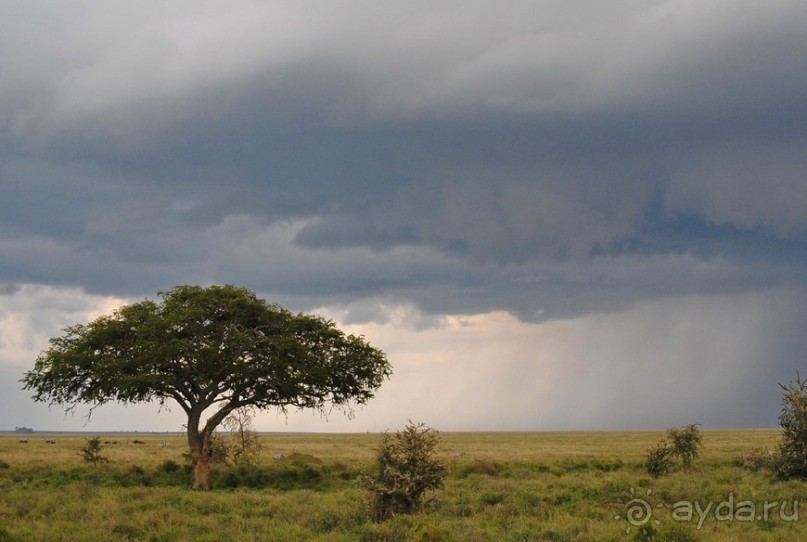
[365,422,446,521]
[222,408,263,465]
[207,408,263,466]
[773,374,807,480]
[645,441,673,478]
[80,436,108,465]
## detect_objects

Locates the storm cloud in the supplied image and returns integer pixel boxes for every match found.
[1,1,804,430]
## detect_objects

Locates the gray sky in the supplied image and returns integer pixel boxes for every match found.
[1,0,805,432]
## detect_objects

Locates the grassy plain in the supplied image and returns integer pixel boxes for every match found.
[0,429,802,541]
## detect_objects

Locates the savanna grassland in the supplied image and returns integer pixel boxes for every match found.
[0,429,802,541]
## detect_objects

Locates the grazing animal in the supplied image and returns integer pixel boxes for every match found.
[131,439,146,445]
[45,440,56,444]
[19,439,28,444]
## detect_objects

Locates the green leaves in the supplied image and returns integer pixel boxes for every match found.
[667,423,703,471]
[22,283,391,422]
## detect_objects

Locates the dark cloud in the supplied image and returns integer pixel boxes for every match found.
[0,0,804,318]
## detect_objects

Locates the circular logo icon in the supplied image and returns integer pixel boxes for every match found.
[625,497,653,526]
[616,488,662,535]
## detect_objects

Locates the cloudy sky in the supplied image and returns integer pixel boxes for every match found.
[1,0,805,433]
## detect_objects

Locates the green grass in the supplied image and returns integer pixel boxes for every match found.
[0,429,802,541]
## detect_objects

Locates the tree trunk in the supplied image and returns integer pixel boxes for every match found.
[193,448,211,490]
[186,401,238,490]
[188,427,211,490]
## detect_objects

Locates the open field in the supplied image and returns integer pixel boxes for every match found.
[0,429,802,541]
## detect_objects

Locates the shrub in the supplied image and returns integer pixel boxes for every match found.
[79,436,108,466]
[773,374,807,480]
[645,441,673,478]
[364,422,446,521]
[644,424,701,476]
[667,424,702,472]
[222,408,263,465]
[207,408,263,466]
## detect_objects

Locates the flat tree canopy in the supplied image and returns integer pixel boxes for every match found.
[22,284,391,489]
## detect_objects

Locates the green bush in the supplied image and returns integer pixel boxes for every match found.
[772,375,807,479]
[79,437,108,466]
[364,422,447,522]
[644,424,701,477]
[667,424,702,472]
[645,441,673,478]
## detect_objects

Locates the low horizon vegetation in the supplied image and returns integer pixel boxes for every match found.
[1,428,803,541]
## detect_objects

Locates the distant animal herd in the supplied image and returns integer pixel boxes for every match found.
[11,438,153,445]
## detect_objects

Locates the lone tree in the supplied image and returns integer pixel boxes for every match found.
[80,436,108,466]
[667,423,702,472]
[22,284,391,489]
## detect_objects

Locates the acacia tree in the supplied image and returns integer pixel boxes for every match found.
[22,284,391,490]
